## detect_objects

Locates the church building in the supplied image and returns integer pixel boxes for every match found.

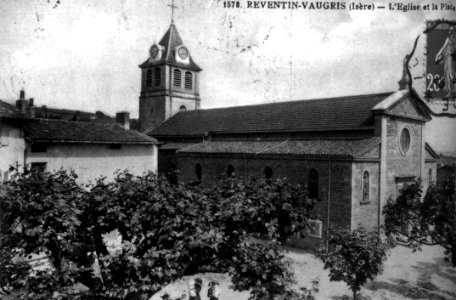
[141,23,439,247]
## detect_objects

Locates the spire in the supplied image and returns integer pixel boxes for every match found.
[159,23,184,57]
[139,22,201,71]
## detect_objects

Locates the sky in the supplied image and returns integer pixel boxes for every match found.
[0,0,454,119]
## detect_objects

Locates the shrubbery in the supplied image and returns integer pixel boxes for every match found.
[0,170,316,299]
[383,178,456,266]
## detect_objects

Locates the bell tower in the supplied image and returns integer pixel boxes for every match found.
[139,22,202,132]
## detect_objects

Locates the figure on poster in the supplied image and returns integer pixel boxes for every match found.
[435,25,456,100]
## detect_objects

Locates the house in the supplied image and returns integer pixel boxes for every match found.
[0,94,159,184]
[23,118,158,183]
[141,23,439,247]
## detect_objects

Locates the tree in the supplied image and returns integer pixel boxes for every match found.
[383,178,456,266]
[319,227,387,300]
[207,177,316,244]
[91,175,316,299]
[1,171,317,299]
[0,169,91,299]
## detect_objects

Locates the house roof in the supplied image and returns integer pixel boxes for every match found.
[24,119,158,145]
[178,137,381,159]
[140,24,201,71]
[0,100,29,120]
[147,92,396,136]
[33,106,115,123]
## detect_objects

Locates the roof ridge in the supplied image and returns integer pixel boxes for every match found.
[179,91,395,114]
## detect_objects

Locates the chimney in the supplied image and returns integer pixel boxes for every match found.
[28,98,35,117]
[116,111,130,130]
[16,90,29,114]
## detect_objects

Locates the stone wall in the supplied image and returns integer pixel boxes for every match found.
[177,154,354,248]
[384,117,423,202]
[351,162,380,230]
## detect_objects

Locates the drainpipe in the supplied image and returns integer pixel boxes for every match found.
[326,161,331,251]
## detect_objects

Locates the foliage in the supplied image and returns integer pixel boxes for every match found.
[230,240,295,299]
[208,177,316,244]
[0,170,315,299]
[383,178,456,266]
[319,227,387,300]
[0,169,93,299]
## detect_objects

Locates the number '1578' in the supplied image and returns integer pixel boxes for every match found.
[224,1,240,8]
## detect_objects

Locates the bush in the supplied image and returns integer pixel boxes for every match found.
[319,227,387,300]
[383,178,456,266]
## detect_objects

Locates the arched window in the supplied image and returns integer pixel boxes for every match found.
[227,165,235,178]
[362,171,370,203]
[154,68,161,86]
[179,105,187,112]
[308,169,319,199]
[145,69,152,87]
[428,168,433,186]
[264,167,273,181]
[185,71,193,89]
[195,163,202,182]
[173,69,181,87]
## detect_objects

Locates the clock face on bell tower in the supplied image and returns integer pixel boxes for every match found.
[150,45,159,59]
[178,47,188,59]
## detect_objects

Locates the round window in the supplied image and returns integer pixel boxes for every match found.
[399,127,411,155]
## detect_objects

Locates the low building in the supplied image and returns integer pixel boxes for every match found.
[1,96,158,184]
[24,118,158,183]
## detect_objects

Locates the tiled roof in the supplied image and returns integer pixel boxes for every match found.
[140,24,201,71]
[148,92,395,136]
[24,119,158,145]
[159,143,197,150]
[33,106,115,123]
[178,137,381,158]
[0,100,29,120]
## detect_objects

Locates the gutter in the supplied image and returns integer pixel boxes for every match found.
[29,139,158,145]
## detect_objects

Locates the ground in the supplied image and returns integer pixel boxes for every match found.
[150,245,456,300]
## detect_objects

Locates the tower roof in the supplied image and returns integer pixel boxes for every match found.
[140,24,201,71]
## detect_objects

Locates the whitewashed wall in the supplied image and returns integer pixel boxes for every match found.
[0,122,26,181]
[27,143,157,184]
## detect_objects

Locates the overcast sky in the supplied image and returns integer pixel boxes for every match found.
[0,0,454,118]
